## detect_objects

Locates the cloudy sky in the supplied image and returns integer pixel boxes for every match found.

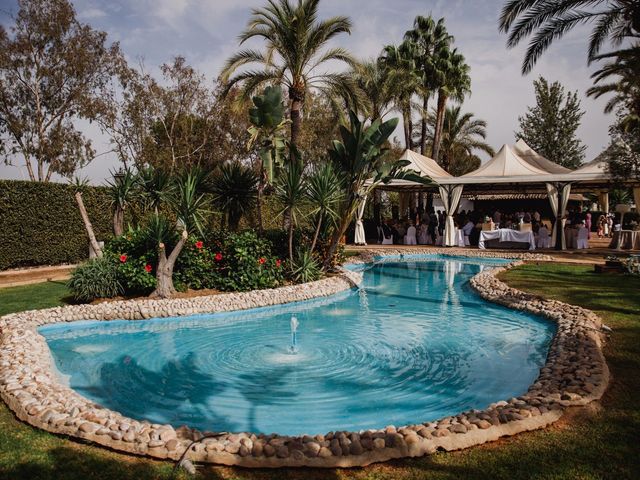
[0,0,613,184]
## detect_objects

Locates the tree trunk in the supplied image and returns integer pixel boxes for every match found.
[113,207,124,237]
[323,211,353,271]
[151,230,188,298]
[402,104,411,150]
[373,189,382,224]
[256,180,264,236]
[431,90,448,163]
[288,211,295,263]
[74,192,103,258]
[290,98,303,158]
[420,95,429,155]
[310,213,323,254]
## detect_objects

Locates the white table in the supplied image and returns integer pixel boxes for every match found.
[478,229,536,250]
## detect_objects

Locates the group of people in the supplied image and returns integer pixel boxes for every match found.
[376,206,603,250]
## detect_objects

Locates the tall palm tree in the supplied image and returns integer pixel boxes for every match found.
[380,42,421,150]
[349,59,395,121]
[404,15,452,155]
[427,105,495,175]
[499,0,640,74]
[221,0,356,152]
[431,49,471,164]
[587,45,640,129]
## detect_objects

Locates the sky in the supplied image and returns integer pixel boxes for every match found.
[0,0,614,184]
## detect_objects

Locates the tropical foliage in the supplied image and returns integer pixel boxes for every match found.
[499,0,640,74]
[427,106,495,176]
[323,111,430,268]
[221,0,356,149]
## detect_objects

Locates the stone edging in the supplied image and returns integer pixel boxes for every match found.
[0,252,608,468]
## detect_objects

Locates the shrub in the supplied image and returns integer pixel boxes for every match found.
[68,256,122,302]
[174,237,221,290]
[212,230,284,291]
[104,226,158,295]
[288,248,321,284]
[0,180,113,270]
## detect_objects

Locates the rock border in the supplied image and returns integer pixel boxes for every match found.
[0,250,608,468]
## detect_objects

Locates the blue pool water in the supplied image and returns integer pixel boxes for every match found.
[40,255,555,436]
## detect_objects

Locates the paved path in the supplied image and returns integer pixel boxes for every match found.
[0,264,77,288]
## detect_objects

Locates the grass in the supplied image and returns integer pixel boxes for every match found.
[0,281,71,317]
[0,263,638,479]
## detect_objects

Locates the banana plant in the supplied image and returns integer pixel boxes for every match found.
[323,111,432,269]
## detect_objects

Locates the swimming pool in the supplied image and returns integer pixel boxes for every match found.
[40,255,555,436]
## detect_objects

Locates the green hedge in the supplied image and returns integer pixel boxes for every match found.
[0,180,113,270]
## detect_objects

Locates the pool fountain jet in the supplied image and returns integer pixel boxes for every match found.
[289,316,299,354]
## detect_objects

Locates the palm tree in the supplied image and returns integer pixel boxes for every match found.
[210,162,259,231]
[587,45,640,129]
[427,105,495,175]
[349,59,394,121]
[499,0,640,74]
[380,42,421,150]
[431,48,471,164]
[221,0,356,151]
[404,15,452,155]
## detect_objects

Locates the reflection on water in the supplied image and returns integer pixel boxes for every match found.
[40,255,555,436]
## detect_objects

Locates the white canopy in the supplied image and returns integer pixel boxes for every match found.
[399,149,452,178]
[462,144,550,178]
[513,139,572,174]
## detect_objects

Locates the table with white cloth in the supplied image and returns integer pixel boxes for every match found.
[478,229,536,250]
[609,230,640,250]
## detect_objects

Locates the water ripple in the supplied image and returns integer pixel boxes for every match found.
[41,257,555,436]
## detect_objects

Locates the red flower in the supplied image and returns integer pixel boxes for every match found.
[195,241,203,249]
[276,259,282,267]
[119,254,127,263]
[258,257,266,265]
[215,252,223,261]
[145,264,152,273]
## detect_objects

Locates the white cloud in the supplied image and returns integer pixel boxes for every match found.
[0,0,615,182]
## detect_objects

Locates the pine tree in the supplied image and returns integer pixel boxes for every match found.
[516,77,587,169]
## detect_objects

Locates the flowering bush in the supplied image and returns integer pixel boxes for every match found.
[211,230,284,291]
[174,237,221,291]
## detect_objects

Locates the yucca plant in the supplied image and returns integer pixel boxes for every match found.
[170,167,211,238]
[210,162,259,231]
[136,165,175,214]
[306,162,344,252]
[106,168,137,237]
[274,159,307,262]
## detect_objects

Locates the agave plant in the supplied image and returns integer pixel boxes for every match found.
[288,247,322,283]
[210,162,259,231]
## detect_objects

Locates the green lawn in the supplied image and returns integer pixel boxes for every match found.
[0,281,71,317]
[0,263,638,479]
